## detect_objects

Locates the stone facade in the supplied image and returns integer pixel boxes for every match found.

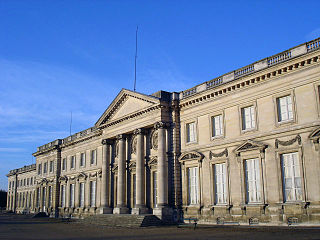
[6,37,320,225]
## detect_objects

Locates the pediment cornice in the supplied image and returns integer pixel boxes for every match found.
[234,140,268,154]
[95,89,161,128]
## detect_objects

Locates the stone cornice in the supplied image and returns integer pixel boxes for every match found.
[179,51,319,110]
[180,38,320,101]
[7,164,36,177]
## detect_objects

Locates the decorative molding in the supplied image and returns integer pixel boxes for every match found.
[154,121,170,130]
[101,139,114,145]
[209,148,228,159]
[59,176,68,183]
[151,130,158,150]
[133,128,145,135]
[179,151,204,163]
[309,127,320,151]
[275,134,301,148]
[128,161,136,172]
[116,134,126,140]
[234,140,268,155]
[131,135,137,154]
[148,156,158,167]
[76,172,87,181]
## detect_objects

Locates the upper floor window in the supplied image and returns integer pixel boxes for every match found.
[49,160,54,173]
[90,150,96,165]
[186,122,197,143]
[70,156,75,169]
[214,163,227,204]
[188,167,199,205]
[212,115,223,137]
[43,162,47,174]
[62,158,66,171]
[241,106,256,130]
[277,95,293,122]
[245,158,261,203]
[27,178,29,186]
[281,152,302,202]
[38,163,42,175]
[80,153,86,167]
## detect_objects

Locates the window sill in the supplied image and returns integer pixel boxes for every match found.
[211,135,224,141]
[276,119,295,127]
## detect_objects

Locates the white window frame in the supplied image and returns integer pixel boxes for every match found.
[80,153,86,167]
[70,184,75,207]
[70,156,76,170]
[211,114,224,138]
[214,162,228,205]
[79,182,85,207]
[281,152,303,202]
[241,105,256,131]
[277,95,294,123]
[244,158,262,204]
[188,167,199,205]
[90,150,97,165]
[49,161,54,173]
[90,180,96,207]
[186,121,197,143]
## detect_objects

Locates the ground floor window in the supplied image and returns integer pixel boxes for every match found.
[70,184,75,208]
[214,163,227,204]
[61,185,66,207]
[245,158,261,203]
[153,171,157,208]
[281,152,302,202]
[79,182,85,207]
[90,181,96,207]
[188,167,199,205]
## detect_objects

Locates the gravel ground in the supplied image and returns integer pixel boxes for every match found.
[1,213,320,240]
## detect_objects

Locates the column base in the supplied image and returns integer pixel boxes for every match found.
[113,206,129,214]
[132,206,149,215]
[100,207,113,214]
[153,206,173,222]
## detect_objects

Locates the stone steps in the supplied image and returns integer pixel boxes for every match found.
[79,214,163,227]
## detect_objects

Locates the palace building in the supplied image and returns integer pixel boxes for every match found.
[6,37,320,225]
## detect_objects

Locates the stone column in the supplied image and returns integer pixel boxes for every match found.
[39,186,44,211]
[85,177,90,210]
[153,122,172,220]
[132,129,148,215]
[100,139,113,214]
[114,134,129,214]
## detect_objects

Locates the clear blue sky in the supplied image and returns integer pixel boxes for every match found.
[1,0,319,190]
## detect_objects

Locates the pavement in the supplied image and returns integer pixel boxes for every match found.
[1,213,320,240]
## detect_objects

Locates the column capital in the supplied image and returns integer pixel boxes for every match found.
[154,121,170,130]
[116,134,127,140]
[101,139,114,145]
[133,128,146,135]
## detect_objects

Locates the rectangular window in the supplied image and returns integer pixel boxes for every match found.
[24,179,26,186]
[43,162,47,174]
[277,95,293,122]
[37,188,40,207]
[9,182,11,190]
[212,115,223,137]
[27,178,29,186]
[70,156,75,169]
[61,185,66,207]
[188,167,199,205]
[241,106,256,130]
[70,184,75,207]
[133,174,136,207]
[42,187,46,208]
[153,171,157,208]
[38,164,42,175]
[49,161,54,173]
[79,182,85,207]
[281,152,302,202]
[186,122,197,143]
[91,150,96,165]
[90,181,96,207]
[80,153,86,167]
[62,158,66,171]
[48,186,52,207]
[245,158,261,203]
[214,163,227,204]
[30,177,32,186]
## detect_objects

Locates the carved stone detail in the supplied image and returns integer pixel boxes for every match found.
[179,151,204,163]
[131,135,137,154]
[133,128,145,135]
[116,134,126,140]
[275,135,301,148]
[154,121,170,130]
[209,148,228,159]
[151,131,158,150]
[102,139,114,145]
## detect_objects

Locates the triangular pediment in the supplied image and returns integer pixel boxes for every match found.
[309,126,320,140]
[234,140,267,153]
[95,89,160,127]
[179,151,204,163]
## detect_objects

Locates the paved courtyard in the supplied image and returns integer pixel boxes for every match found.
[1,213,320,240]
